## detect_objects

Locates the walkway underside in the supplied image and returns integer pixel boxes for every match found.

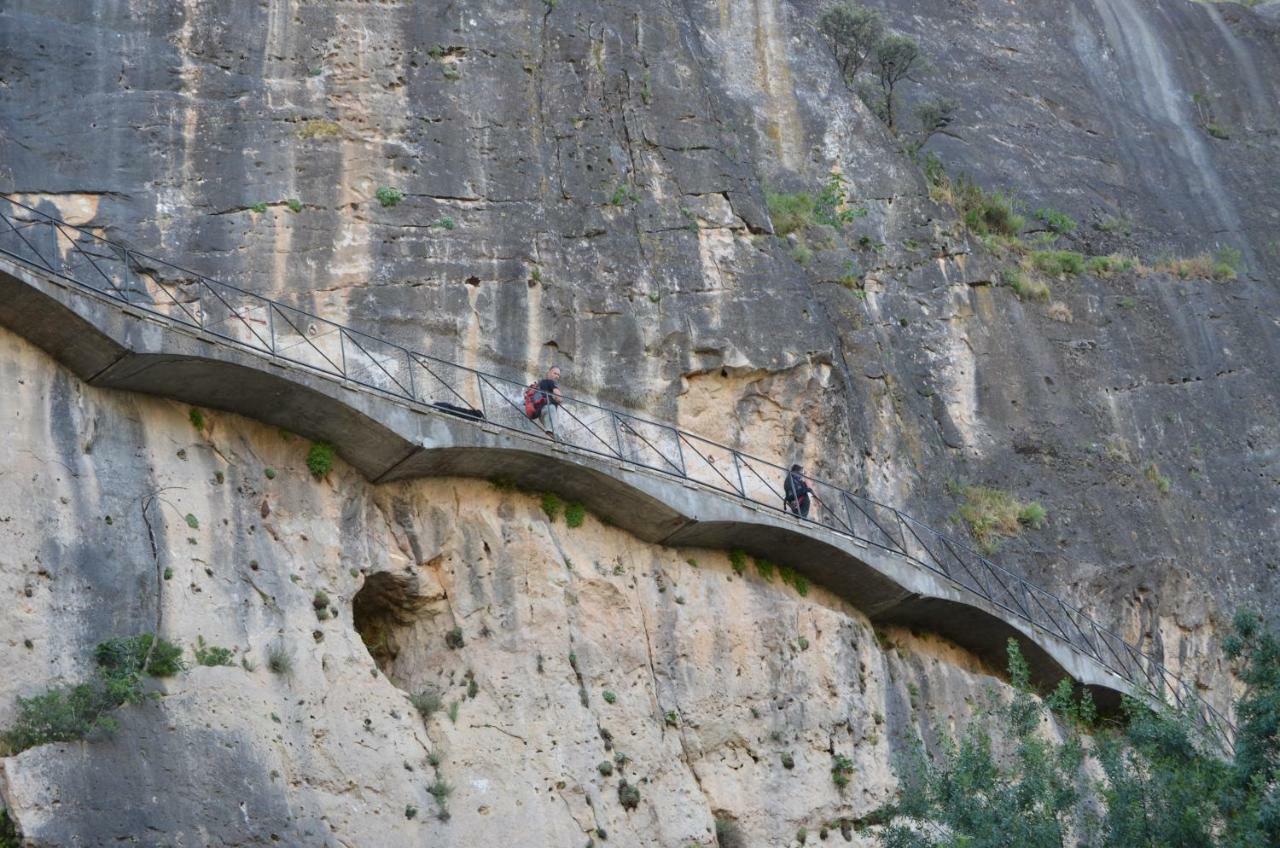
[0,258,1138,711]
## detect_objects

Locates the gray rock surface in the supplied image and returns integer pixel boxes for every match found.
[0,0,1278,843]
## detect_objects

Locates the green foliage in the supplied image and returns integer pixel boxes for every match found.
[306,442,335,479]
[954,484,1047,553]
[791,243,813,266]
[602,690,617,705]
[1002,267,1050,302]
[541,492,563,522]
[617,778,641,810]
[432,215,456,230]
[411,687,442,720]
[881,616,1280,848]
[815,171,866,228]
[264,467,276,479]
[1035,207,1077,235]
[873,35,923,133]
[489,475,519,492]
[754,558,775,582]
[375,186,404,208]
[249,202,269,214]
[189,408,205,430]
[445,627,465,650]
[818,3,885,85]
[778,565,810,597]
[96,634,185,679]
[565,502,586,528]
[608,184,637,206]
[598,760,614,776]
[1030,249,1086,276]
[185,513,199,530]
[404,804,417,820]
[3,634,184,753]
[1205,122,1230,140]
[447,700,460,724]
[266,643,293,676]
[194,636,235,667]
[1085,253,1137,278]
[952,178,1025,237]
[831,754,854,789]
[766,191,816,236]
[729,549,747,576]
[285,199,303,213]
[1146,462,1172,495]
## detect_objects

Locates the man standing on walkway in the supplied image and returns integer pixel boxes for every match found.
[525,365,563,438]
[784,464,814,518]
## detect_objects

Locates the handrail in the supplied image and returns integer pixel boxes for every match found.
[0,193,1235,753]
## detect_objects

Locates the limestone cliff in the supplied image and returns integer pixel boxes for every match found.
[0,0,1278,844]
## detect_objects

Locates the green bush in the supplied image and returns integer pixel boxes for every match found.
[193,636,235,667]
[831,754,854,789]
[602,690,617,704]
[249,202,269,214]
[755,558,776,582]
[285,199,303,213]
[565,502,586,528]
[1002,267,1050,302]
[444,627,465,650]
[189,408,205,430]
[3,634,183,753]
[540,492,563,522]
[598,760,614,776]
[375,186,404,208]
[766,191,816,236]
[306,442,335,479]
[729,549,748,576]
[956,181,1025,237]
[618,779,641,810]
[96,634,185,679]
[1034,207,1077,235]
[1084,253,1136,278]
[955,485,1047,553]
[1030,250,1085,276]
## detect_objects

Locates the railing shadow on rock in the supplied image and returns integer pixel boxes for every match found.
[0,193,1234,754]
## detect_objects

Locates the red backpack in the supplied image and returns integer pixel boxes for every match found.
[522,383,542,419]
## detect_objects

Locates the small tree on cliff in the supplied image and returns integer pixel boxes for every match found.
[819,3,884,87]
[817,3,954,146]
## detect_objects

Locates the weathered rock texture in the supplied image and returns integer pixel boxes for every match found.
[3,325,1025,846]
[0,0,1278,843]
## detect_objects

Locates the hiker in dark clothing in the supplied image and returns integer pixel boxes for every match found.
[523,365,563,436]
[784,464,814,518]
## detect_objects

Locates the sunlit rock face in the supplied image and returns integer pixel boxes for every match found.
[0,0,1278,843]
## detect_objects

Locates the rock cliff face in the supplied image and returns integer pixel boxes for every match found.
[0,0,1278,844]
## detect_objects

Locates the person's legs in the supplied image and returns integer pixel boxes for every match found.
[799,496,810,519]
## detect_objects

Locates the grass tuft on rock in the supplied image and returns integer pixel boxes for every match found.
[955,485,1047,553]
[306,442,335,479]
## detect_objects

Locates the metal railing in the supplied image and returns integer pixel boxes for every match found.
[0,194,1234,753]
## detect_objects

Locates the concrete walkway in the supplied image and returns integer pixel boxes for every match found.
[0,232,1233,750]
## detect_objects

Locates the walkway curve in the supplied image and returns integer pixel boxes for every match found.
[0,195,1233,752]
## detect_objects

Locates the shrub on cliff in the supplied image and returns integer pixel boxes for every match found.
[2,633,183,753]
[306,442,335,479]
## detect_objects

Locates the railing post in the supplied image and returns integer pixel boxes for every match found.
[475,372,487,417]
[338,328,348,378]
[732,451,746,497]
[267,304,276,355]
[405,349,416,401]
[672,428,686,477]
[611,413,625,461]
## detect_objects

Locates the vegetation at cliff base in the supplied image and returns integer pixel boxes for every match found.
[878,612,1280,848]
